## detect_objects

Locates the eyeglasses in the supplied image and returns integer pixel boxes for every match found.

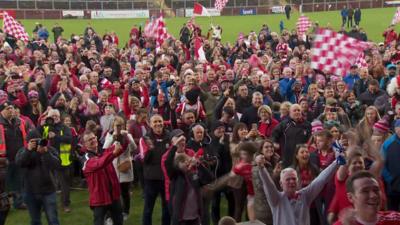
[85,136,97,143]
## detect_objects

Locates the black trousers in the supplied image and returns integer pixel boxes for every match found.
[56,166,72,207]
[0,210,8,225]
[142,179,170,225]
[92,200,123,225]
[211,187,234,225]
[120,182,130,214]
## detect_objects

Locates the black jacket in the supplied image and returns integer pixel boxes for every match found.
[143,130,171,180]
[271,118,311,167]
[240,105,260,128]
[16,146,60,194]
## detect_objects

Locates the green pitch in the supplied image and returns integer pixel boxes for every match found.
[2,7,398,46]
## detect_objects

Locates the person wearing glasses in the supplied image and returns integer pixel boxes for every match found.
[82,131,124,225]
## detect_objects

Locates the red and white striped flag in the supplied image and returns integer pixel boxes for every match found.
[215,0,229,12]
[311,28,369,76]
[392,7,400,25]
[296,15,312,37]
[144,15,171,47]
[2,11,29,42]
[193,3,210,16]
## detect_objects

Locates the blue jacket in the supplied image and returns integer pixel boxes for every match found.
[279,78,291,97]
[343,74,360,90]
[341,9,348,18]
[381,134,400,191]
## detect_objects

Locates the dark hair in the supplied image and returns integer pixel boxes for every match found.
[368,79,379,86]
[237,141,258,156]
[258,139,274,154]
[232,122,248,143]
[314,129,333,139]
[291,144,319,181]
[346,171,376,193]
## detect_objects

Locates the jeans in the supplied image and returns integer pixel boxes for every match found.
[56,166,72,207]
[342,17,347,27]
[347,16,353,28]
[142,179,170,225]
[92,200,123,225]
[6,162,24,208]
[211,187,235,225]
[24,192,60,225]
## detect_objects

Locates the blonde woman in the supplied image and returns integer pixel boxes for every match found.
[103,116,137,221]
[356,106,381,142]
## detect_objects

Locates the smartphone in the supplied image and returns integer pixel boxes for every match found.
[252,123,258,130]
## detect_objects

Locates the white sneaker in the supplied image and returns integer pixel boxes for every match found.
[104,218,113,225]
[123,213,128,221]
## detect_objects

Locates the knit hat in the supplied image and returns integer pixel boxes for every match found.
[0,101,13,112]
[28,90,39,99]
[311,120,324,135]
[211,120,225,131]
[26,129,41,142]
[373,118,391,135]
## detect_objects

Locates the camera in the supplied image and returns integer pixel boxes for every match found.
[45,117,55,126]
[330,107,338,113]
[38,139,48,147]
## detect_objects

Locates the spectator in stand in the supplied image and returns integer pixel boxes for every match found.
[16,130,61,225]
[240,92,263,128]
[82,132,124,225]
[343,65,360,90]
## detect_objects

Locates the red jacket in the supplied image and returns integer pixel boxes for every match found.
[83,145,121,207]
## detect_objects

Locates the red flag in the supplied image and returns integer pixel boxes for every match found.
[296,15,312,37]
[311,29,369,76]
[215,0,229,12]
[193,3,210,16]
[2,11,29,42]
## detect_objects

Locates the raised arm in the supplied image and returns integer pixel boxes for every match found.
[303,161,339,204]
[256,155,281,207]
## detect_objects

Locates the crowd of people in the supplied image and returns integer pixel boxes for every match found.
[0,11,399,225]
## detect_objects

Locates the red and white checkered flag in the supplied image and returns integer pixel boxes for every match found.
[144,15,171,46]
[392,7,400,25]
[215,0,229,12]
[2,11,29,42]
[311,28,369,76]
[296,15,312,36]
[355,52,368,68]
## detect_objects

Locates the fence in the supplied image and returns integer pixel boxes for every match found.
[0,0,395,19]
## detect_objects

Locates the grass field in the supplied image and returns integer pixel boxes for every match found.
[1,8,398,46]
[6,186,229,225]
[6,187,161,225]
